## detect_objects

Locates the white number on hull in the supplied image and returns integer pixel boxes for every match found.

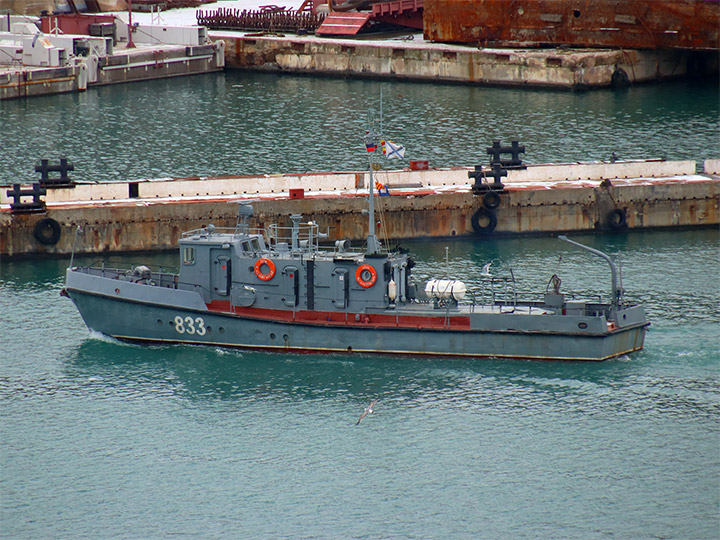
[173,315,206,336]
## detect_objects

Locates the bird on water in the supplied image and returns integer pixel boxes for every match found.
[356,399,378,425]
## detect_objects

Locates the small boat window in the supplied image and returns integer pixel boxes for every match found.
[250,237,262,253]
[240,241,251,253]
[183,246,195,265]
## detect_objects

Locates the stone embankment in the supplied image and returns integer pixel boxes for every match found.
[214,32,713,89]
[1,159,718,259]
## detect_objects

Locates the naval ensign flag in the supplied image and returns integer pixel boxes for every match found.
[384,140,405,159]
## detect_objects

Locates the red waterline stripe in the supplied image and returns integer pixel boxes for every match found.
[206,300,471,330]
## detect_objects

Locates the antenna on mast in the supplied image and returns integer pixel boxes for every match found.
[364,125,381,255]
[363,90,389,255]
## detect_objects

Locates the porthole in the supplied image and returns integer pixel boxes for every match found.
[578,322,588,329]
[270,333,276,340]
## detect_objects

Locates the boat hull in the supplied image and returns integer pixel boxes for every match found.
[65,287,647,362]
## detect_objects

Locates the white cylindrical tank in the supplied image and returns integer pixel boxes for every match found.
[425,279,467,301]
[388,279,397,301]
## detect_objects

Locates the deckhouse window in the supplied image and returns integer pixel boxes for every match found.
[183,246,195,265]
[250,238,261,253]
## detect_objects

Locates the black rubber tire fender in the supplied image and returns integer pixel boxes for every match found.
[607,208,627,230]
[611,68,630,88]
[33,217,62,245]
[471,208,498,235]
[483,190,501,210]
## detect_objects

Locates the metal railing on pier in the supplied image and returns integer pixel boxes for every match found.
[196,8,326,34]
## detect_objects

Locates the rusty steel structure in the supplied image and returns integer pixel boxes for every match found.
[424,0,720,50]
[196,8,326,34]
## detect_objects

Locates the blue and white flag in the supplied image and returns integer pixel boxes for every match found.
[384,140,405,160]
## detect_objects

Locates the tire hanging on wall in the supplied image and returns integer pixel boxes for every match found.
[471,208,497,235]
[33,217,62,245]
[482,190,501,210]
[607,208,627,231]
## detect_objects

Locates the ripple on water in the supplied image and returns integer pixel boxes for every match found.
[1,229,718,539]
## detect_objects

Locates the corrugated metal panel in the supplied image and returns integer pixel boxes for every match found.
[372,0,424,29]
[423,0,720,50]
[316,12,372,35]
[372,0,422,16]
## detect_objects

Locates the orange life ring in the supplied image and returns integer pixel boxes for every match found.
[356,264,377,288]
[254,258,276,281]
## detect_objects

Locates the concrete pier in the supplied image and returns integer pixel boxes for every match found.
[2,28,714,99]
[0,41,225,99]
[214,32,715,89]
[1,159,718,259]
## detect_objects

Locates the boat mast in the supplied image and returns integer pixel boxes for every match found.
[364,105,382,255]
[365,135,381,255]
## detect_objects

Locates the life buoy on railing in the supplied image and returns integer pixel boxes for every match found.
[471,208,497,235]
[355,264,377,288]
[607,208,627,231]
[254,258,276,281]
[33,217,62,245]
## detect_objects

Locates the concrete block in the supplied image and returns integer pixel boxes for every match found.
[704,159,720,175]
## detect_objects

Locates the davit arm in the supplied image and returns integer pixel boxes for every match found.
[558,235,621,307]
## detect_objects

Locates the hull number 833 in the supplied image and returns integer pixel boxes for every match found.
[174,315,207,336]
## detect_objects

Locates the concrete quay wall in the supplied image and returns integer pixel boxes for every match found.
[0,42,224,100]
[1,159,698,206]
[1,165,717,259]
[0,65,81,99]
[215,33,708,89]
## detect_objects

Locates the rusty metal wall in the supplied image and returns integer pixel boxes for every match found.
[2,180,718,259]
[424,0,720,50]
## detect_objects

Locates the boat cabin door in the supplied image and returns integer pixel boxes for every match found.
[281,265,299,307]
[332,268,349,308]
[211,251,232,296]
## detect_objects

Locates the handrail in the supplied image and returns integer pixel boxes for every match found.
[558,235,621,307]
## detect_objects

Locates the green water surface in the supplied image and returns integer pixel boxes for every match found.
[1,230,718,539]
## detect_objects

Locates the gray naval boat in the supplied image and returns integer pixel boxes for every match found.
[63,171,649,363]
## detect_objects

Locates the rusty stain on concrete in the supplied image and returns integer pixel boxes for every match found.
[214,33,718,89]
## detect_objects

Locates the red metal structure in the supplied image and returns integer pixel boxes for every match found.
[423,0,720,50]
[39,13,116,35]
[316,11,373,35]
[372,0,423,29]
[315,0,423,35]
